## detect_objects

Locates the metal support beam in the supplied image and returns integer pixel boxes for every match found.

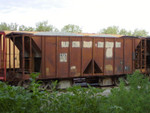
[13,34,15,74]
[22,35,25,76]
[29,37,32,73]
[3,34,6,81]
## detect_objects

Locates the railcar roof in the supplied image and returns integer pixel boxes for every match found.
[0,31,140,38]
[0,31,13,35]
[33,32,123,38]
[34,32,83,36]
[0,31,36,37]
[78,33,122,37]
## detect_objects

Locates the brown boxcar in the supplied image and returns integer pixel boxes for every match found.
[0,31,149,87]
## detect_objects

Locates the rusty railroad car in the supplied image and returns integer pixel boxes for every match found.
[0,31,149,87]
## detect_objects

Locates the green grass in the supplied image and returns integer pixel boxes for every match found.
[0,71,150,113]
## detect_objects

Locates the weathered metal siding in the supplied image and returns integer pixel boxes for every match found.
[124,38,133,74]
[104,38,114,75]
[45,37,56,78]
[82,37,93,76]
[94,38,104,75]
[70,37,82,77]
[114,38,124,75]
[57,37,70,78]
[2,31,148,82]
[32,36,42,50]
[15,35,142,80]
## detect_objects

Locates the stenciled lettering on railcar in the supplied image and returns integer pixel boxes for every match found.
[97,42,104,48]
[60,53,67,62]
[83,41,92,48]
[61,41,69,48]
[72,41,80,48]
[105,41,114,58]
[115,42,121,48]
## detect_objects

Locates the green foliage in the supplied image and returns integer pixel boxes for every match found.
[9,23,18,31]
[100,26,119,34]
[0,22,18,31]
[19,25,34,31]
[29,72,41,95]
[99,26,148,37]
[48,85,103,113]
[35,20,59,32]
[0,22,9,30]
[107,71,150,113]
[61,24,82,33]
[1,71,150,113]
[119,28,132,36]
[132,29,148,37]
[50,80,58,91]
[0,21,149,37]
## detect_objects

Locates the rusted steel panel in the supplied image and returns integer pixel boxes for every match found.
[22,35,25,76]
[124,38,133,74]
[29,37,32,73]
[45,37,56,78]
[13,35,15,73]
[57,37,69,78]
[82,37,93,76]
[94,38,104,75]
[41,37,45,78]
[70,37,82,77]
[114,38,124,74]
[32,36,42,50]
[104,38,114,75]
[134,38,141,48]
[0,35,3,79]
[2,31,147,81]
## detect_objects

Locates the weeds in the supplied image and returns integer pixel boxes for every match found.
[0,71,150,113]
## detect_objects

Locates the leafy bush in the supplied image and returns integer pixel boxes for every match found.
[0,73,49,113]
[106,71,150,113]
[0,71,150,113]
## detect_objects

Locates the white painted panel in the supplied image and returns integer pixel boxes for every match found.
[72,41,80,48]
[60,53,67,62]
[61,41,69,48]
[116,42,121,48]
[83,41,92,48]
[97,42,104,48]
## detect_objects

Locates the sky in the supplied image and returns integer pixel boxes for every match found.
[1,0,150,34]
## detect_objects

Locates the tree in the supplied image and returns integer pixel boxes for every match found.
[99,26,148,37]
[119,29,132,36]
[0,22,18,31]
[0,22,10,30]
[100,26,119,34]
[35,21,58,32]
[132,29,148,37]
[19,25,34,31]
[9,23,18,31]
[61,24,82,33]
